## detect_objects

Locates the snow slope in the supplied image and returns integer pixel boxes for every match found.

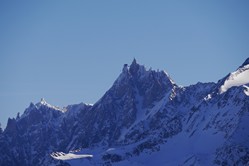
[51,152,93,160]
[220,64,249,93]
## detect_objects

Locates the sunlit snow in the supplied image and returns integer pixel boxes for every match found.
[51,152,93,160]
[220,64,249,93]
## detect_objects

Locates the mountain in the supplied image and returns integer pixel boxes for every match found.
[0,58,249,166]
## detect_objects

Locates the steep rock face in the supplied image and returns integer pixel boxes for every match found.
[67,59,176,148]
[1,58,249,166]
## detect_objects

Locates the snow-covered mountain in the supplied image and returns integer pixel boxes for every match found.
[0,58,249,166]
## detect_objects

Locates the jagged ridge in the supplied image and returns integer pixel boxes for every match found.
[0,58,249,166]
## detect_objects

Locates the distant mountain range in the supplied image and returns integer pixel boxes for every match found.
[1,58,249,166]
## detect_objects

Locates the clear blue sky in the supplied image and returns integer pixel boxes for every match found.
[1,1,249,128]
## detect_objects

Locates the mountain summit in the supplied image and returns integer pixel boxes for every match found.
[0,58,249,166]
[240,57,249,67]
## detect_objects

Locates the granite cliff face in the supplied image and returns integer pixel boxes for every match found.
[1,58,249,166]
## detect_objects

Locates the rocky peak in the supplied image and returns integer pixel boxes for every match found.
[240,57,249,68]
[120,58,146,77]
[122,64,129,73]
[129,58,140,75]
[35,98,61,111]
[40,98,46,105]
[4,118,17,135]
[114,60,175,92]
[36,98,50,108]
[107,59,176,110]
